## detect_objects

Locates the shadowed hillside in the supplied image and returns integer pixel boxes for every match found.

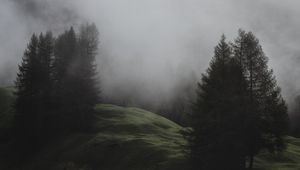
[1,103,188,170]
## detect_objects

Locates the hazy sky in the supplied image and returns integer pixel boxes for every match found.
[1,0,300,106]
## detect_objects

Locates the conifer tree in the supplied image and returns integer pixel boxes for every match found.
[14,34,40,148]
[37,32,55,135]
[53,27,77,99]
[53,25,100,131]
[77,23,100,107]
[232,30,289,169]
[37,32,54,99]
[189,35,248,170]
[14,24,100,148]
[76,23,100,125]
[14,33,54,150]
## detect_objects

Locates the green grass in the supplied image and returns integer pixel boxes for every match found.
[255,136,300,170]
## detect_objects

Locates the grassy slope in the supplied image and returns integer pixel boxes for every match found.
[18,104,188,170]
[255,136,300,170]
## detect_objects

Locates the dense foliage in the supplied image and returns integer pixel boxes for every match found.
[13,24,100,153]
[189,31,289,170]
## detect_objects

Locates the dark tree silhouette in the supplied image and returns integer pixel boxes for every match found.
[188,35,248,170]
[53,25,100,132]
[77,23,100,108]
[14,34,40,151]
[189,31,289,170]
[9,24,101,169]
[73,23,100,129]
[14,24,100,147]
[232,29,289,169]
[36,32,55,136]
[52,27,79,131]
[14,32,54,151]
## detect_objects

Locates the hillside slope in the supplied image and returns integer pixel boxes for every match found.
[4,104,188,170]
[255,136,300,170]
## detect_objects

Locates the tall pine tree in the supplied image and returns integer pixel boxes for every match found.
[14,32,54,151]
[52,27,81,132]
[232,29,289,169]
[189,31,289,169]
[14,34,40,150]
[36,32,55,136]
[53,24,100,132]
[189,35,248,170]
[77,23,100,110]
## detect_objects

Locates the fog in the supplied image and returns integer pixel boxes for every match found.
[1,0,300,109]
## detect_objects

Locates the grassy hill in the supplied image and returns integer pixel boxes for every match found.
[1,86,300,169]
[1,104,188,170]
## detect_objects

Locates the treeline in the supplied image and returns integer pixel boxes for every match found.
[187,30,289,170]
[5,25,291,169]
[13,24,100,153]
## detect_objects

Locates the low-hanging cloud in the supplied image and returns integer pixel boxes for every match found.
[1,0,300,109]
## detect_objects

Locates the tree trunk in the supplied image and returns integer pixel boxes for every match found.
[249,155,254,170]
[243,156,246,170]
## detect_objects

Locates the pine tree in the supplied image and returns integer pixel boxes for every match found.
[14,34,40,149]
[14,32,55,151]
[232,30,289,169]
[189,35,248,170]
[37,32,54,98]
[36,32,55,136]
[52,27,78,131]
[14,31,55,151]
[14,24,100,150]
[77,23,100,108]
[53,25,100,131]
[53,27,77,98]
[76,23,100,125]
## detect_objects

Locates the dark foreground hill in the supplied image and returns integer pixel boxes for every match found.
[0,87,300,169]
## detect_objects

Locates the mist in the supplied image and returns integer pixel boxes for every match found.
[1,0,300,109]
